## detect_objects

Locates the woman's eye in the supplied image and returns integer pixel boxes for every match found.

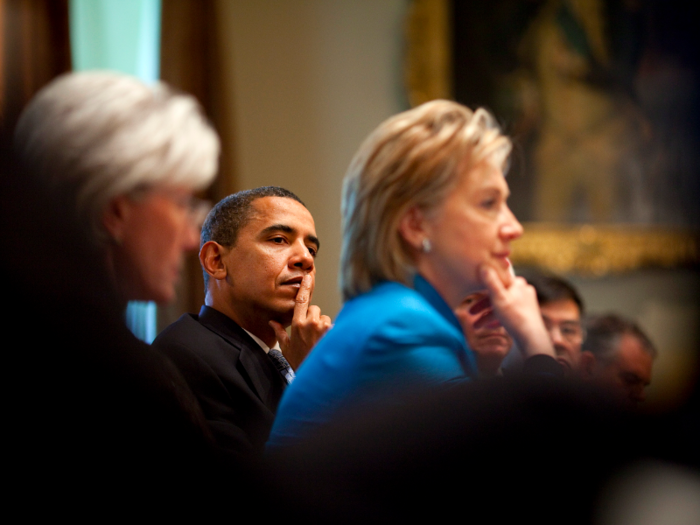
[481,199,496,209]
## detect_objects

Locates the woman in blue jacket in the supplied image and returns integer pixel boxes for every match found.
[268,100,555,449]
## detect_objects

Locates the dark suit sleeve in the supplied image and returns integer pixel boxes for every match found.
[157,340,251,448]
[153,336,276,459]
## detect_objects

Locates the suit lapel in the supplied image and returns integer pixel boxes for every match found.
[238,345,284,410]
[197,306,285,410]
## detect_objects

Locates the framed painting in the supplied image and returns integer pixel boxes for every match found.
[405,0,699,275]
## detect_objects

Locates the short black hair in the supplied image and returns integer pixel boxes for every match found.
[583,314,657,364]
[525,272,585,316]
[200,186,305,288]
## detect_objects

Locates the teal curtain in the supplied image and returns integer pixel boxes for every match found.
[69,0,162,342]
[69,0,161,82]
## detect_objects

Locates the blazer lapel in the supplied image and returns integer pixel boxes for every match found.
[238,345,284,410]
[198,306,285,410]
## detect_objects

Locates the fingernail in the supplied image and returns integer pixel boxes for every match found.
[506,258,516,278]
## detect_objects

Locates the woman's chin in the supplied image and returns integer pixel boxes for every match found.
[124,281,176,305]
[150,286,177,305]
[488,260,515,287]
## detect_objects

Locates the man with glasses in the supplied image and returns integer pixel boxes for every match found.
[581,314,656,406]
[527,273,586,375]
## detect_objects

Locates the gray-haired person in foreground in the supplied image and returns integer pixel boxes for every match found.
[15,70,220,305]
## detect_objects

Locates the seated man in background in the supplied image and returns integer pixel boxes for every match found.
[455,292,513,376]
[528,273,586,375]
[581,314,656,407]
[152,186,331,458]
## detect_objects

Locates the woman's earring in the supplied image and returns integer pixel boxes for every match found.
[421,238,432,253]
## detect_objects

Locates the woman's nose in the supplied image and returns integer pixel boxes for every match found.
[501,206,523,240]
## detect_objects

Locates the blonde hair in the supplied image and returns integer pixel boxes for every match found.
[340,100,511,301]
[15,71,220,243]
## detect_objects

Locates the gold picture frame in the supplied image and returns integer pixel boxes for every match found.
[405,0,699,275]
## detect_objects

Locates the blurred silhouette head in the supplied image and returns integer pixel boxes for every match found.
[455,292,513,376]
[581,314,656,406]
[527,273,585,374]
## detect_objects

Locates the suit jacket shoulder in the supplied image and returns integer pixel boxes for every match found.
[152,306,286,457]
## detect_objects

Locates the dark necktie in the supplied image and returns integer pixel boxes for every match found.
[268,349,294,384]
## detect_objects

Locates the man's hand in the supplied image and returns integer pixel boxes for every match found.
[269,274,332,370]
[478,264,554,359]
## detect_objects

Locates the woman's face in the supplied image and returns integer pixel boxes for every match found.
[417,159,523,308]
[107,186,202,304]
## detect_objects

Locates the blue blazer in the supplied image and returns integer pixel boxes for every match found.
[267,275,477,449]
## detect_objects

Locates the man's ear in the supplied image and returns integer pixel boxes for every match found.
[580,351,597,379]
[199,241,228,281]
[398,206,427,252]
[102,194,132,243]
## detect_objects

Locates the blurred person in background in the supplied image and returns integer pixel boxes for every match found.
[455,291,514,377]
[527,273,586,375]
[581,314,656,407]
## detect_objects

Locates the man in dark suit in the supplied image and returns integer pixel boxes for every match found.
[153,186,331,459]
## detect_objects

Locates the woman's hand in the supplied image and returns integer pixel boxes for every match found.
[476,264,555,359]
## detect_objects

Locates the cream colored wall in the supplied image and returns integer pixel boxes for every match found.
[215,0,408,318]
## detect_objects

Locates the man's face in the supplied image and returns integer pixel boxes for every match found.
[595,334,653,406]
[219,196,318,327]
[539,299,584,374]
[455,292,513,376]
